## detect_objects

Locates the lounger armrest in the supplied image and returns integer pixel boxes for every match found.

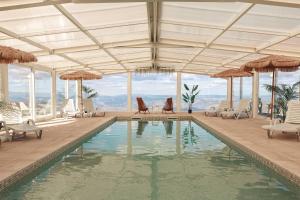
[0,120,9,135]
[26,119,36,126]
[209,106,216,110]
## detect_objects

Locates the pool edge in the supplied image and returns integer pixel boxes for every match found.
[0,117,116,192]
[192,116,300,187]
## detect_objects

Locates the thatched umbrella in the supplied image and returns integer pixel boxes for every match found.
[60,70,102,112]
[0,45,37,63]
[241,55,300,119]
[211,68,252,108]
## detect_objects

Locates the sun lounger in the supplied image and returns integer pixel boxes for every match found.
[0,103,42,141]
[262,101,300,141]
[205,100,229,117]
[61,99,81,118]
[220,99,250,119]
[83,99,105,117]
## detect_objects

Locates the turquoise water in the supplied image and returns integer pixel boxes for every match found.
[1,121,299,200]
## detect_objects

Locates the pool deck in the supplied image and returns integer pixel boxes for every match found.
[0,112,299,191]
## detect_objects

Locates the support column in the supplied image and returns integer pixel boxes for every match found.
[240,77,243,100]
[227,78,233,108]
[64,80,69,99]
[0,64,8,101]
[176,72,182,112]
[51,71,57,118]
[29,69,36,120]
[127,71,132,112]
[252,71,259,118]
[76,80,82,111]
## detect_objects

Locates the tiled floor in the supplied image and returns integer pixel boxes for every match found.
[0,112,299,189]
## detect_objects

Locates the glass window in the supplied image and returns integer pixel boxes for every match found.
[181,73,227,111]
[35,70,52,117]
[233,77,240,108]
[259,72,272,114]
[8,64,32,117]
[68,80,77,109]
[242,77,252,99]
[132,73,176,111]
[84,74,128,111]
[56,75,65,113]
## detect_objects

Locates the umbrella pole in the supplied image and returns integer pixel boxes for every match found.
[270,70,275,119]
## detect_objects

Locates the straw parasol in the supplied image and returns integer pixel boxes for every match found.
[211,68,252,108]
[0,45,37,63]
[60,70,102,112]
[241,55,300,119]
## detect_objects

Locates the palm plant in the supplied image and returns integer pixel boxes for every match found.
[82,85,98,99]
[264,81,300,121]
[182,84,200,113]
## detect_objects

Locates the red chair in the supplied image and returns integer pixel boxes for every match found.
[162,98,174,113]
[136,97,150,114]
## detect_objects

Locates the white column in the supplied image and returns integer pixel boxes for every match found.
[227,78,233,108]
[51,71,57,118]
[64,80,69,99]
[0,64,8,101]
[240,77,243,100]
[176,72,182,112]
[252,71,259,118]
[29,69,36,120]
[127,71,132,112]
[76,80,82,111]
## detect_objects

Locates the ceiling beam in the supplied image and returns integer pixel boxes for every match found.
[181,3,255,71]
[54,4,128,71]
[222,28,300,65]
[2,0,300,10]
[0,26,87,69]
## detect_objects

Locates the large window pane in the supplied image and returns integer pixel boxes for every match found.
[68,80,77,109]
[8,65,32,117]
[259,72,272,114]
[132,73,176,111]
[56,76,65,113]
[233,78,240,107]
[181,74,227,111]
[35,70,51,117]
[84,74,127,111]
[242,77,252,99]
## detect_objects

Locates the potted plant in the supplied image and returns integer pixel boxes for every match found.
[82,85,98,99]
[264,81,300,121]
[182,84,200,113]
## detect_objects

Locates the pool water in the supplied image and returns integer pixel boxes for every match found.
[1,120,300,200]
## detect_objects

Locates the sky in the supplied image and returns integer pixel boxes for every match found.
[6,64,300,98]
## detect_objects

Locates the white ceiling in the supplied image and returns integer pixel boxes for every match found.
[0,0,300,75]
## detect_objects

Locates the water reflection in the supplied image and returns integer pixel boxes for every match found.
[2,121,300,200]
[183,121,199,148]
[136,121,148,137]
[163,120,173,136]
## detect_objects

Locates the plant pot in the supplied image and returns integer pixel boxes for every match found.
[188,109,192,114]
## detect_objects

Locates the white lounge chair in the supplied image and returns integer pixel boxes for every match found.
[204,100,229,117]
[61,99,80,118]
[0,102,42,141]
[262,101,300,141]
[83,99,105,117]
[220,99,250,119]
